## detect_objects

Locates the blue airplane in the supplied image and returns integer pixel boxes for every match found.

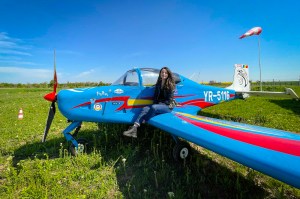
[42,61,300,188]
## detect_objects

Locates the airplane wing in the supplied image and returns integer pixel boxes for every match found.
[148,111,300,188]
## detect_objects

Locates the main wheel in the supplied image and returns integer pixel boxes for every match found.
[172,141,191,162]
[69,138,88,156]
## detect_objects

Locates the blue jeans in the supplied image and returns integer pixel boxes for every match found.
[134,103,172,125]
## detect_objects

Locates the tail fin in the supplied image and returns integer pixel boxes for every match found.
[227,64,250,91]
[226,64,250,98]
[226,64,299,100]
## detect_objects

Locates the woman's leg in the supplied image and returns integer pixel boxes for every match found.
[143,103,171,122]
[134,106,151,126]
[123,106,151,138]
[123,104,171,138]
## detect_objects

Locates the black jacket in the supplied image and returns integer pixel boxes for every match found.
[153,81,174,106]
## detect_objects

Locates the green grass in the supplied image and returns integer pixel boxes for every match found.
[0,88,300,198]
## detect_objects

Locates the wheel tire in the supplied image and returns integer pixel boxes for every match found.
[173,141,191,162]
[69,138,88,156]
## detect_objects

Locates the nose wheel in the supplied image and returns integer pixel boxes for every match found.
[172,141,191,162]
[69,138,89,156]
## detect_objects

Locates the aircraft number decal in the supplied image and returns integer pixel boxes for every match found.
[96,91,109,97]
[204,91,230,102]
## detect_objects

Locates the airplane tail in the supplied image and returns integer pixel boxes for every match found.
[227,64,299,100]
[227,64,250,98]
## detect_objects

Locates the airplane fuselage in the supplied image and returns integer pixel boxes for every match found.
[57,69,236,123]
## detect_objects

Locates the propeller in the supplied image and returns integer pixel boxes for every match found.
[42,50,58,142]
[42,102,56,142]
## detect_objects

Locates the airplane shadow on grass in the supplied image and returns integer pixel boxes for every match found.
[13,124,268,198]
[269,99,300,116]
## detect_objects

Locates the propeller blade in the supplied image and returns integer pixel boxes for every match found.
[44,50,58,102]
[53,49,58,93]
[42,50,58,142]
[42,102,56,142]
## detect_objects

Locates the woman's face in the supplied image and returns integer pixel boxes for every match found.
[160,69,168,80]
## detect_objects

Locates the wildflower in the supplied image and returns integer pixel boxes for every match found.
[6,156,13,161]
[168,192,175,198]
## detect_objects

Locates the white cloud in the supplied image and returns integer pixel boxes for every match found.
[0,49,31,56]
[0,67,52,83]
[0,32,32,56]
[74,69,95,78]
[0,60,37,65]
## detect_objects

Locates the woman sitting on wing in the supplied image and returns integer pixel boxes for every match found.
[123,66,176,138]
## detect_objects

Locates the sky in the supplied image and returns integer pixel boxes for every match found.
[0,0,300,84]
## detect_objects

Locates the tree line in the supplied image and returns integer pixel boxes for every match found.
[0,81,110,88]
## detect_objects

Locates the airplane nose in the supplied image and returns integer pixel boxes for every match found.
[44,91,57,102]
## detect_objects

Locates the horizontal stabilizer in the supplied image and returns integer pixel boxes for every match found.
[236,88,299,99]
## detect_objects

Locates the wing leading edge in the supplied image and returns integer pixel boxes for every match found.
[148,112,300,188]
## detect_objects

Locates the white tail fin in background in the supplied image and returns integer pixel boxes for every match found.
[227,64,250,91]
[227,64,299,99]
[227,64,250,99]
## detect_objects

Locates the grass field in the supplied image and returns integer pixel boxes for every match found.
[0,87,300,198]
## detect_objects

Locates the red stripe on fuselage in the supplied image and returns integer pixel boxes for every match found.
[174,94,196,98]
[177,114,300,156]
[72,96,130,109]
[72,96,210,110]
[179,99,215,109]
[72,95,215,111]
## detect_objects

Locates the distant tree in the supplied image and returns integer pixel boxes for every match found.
[49,80,54,88]
[99,81,110,86]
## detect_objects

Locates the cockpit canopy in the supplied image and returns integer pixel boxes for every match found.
[112,68,181,87]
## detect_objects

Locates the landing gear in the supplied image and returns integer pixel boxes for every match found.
[72,125,81,138]
[61,121,86,156]
[69,138,89,156]
[172,137,191,162]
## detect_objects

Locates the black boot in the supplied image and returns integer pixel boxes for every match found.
[123,125,137,138]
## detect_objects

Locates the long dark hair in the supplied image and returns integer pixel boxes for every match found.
[156,66,175,91]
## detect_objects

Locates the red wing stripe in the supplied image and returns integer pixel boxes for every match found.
[177,114,300,156]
